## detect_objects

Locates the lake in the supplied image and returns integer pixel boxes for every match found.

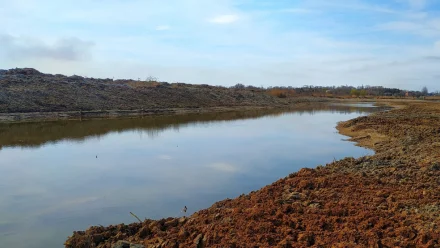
[0,103,384,248]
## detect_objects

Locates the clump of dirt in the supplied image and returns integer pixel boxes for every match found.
[66,101,440,247]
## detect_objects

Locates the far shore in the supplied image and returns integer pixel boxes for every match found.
[0,98,399,123]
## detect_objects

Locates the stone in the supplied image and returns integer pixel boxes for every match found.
[112,240,145,248]
[113,241,130,248]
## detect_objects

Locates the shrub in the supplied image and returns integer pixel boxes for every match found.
[267,89,295,98]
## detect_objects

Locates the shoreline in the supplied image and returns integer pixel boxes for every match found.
[65,100,440,247]
[0,98,342,123]
[1,98,419,124]
[0,106,276,123]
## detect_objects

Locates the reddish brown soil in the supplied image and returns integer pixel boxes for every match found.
[65,101,440,248]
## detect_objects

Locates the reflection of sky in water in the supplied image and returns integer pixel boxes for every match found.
[0,109,376,248]
[329,102,378,108]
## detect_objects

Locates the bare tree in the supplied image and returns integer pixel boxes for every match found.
[146,76,158,82]
[231,83,245,89]
[422,86,428,96]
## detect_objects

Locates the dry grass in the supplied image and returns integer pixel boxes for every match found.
[426,96,440,101]
[266,89,295,98]
[337,122,391,150]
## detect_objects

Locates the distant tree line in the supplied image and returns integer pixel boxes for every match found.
[117,75,437,98]
[121,76,437,98]
[230,83,436,98]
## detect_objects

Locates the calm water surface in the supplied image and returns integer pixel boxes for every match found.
[0,103,384,247]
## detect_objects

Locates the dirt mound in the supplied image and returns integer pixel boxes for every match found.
[65,101,440,247]
[4,68,43,75]
[0,68,305,114]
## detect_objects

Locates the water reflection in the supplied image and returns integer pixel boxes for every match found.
[0,103,385,248]
[0,103,383,150]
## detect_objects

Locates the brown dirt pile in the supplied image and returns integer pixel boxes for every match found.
[0,68,321,114]
[65,101,440,248]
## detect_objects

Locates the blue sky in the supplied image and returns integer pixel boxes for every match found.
[1,0,439,91]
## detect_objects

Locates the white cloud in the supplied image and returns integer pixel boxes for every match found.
[155,25,171,31]
[428,19,440,30]
[405,11,428,19]
[0,34,94,61]
[394,0,427,9]
[377,20,440,37]
[408,0,427,9]
[208,14,239,24]
[312,1,398,14]
[435,41,440,50]
[280,8,314,14]
[378,21,421,31]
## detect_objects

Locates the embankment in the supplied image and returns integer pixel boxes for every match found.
[65,101,440,247]
[0,68,329,122]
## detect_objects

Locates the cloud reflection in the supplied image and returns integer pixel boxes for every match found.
[207,162,238,173]
[157,155,172,160]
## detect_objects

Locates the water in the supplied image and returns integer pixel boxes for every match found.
[0,103,384,248]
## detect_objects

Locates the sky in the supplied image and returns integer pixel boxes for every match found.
[1,0,439,91]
